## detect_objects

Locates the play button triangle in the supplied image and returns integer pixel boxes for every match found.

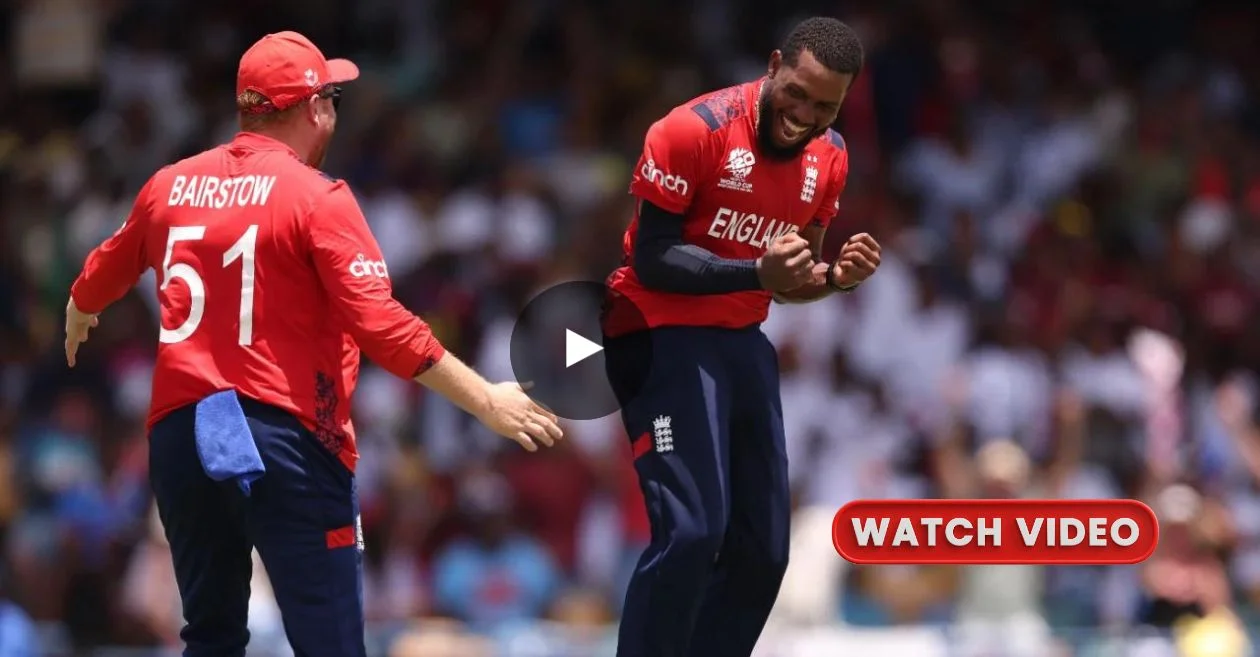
[508,280,651,421]
[565,329,603,368]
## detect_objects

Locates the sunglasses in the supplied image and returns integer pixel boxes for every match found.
[319,85,342,111]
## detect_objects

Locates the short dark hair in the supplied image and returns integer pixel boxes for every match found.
[781,17,864,76]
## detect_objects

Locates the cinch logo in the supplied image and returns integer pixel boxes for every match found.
[641,159,689,196]
[707,207,800,249]
[832,499,1159,565]
[349,254,389,279]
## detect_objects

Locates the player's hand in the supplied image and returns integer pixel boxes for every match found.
[477,381,564,452]
[64,298,99,368]
[756,232,814,292]
[832,233,881,289]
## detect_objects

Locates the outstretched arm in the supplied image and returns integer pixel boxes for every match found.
[308,184,561,452]
[66,177,157,366]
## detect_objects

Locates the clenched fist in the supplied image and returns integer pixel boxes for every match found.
[831,233,881,289]
[756,232,814,292]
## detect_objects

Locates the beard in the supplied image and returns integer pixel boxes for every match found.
[756,87,826,161]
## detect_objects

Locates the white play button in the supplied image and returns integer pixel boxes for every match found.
[565,329,603,368]
[510,281,649,420]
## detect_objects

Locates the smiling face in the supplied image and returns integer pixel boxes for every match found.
[757,48,853,160]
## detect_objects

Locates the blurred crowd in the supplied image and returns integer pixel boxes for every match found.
[4,0,1260,655]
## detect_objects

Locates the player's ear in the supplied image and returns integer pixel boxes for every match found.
[768,50,783,78]
[306,95,325,127]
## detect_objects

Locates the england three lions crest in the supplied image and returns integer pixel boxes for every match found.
[653,415,674,453]
[801,166,819,203]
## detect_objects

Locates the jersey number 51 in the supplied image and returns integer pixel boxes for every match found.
[159,225,259,346]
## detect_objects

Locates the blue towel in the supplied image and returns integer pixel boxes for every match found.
[194,390,265,496]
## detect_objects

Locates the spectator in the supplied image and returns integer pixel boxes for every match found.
[430,470,561,633]
[952,440,1053,657]
[1138,484,1236,629]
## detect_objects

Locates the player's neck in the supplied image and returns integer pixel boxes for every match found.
[240,126,315,164]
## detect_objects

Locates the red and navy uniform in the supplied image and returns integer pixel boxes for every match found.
[602,79,849,657]
[68,31,427,657]
[71,130,435,657]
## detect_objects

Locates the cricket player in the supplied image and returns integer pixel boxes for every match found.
[601,17,881,656]
[63,31,562,657]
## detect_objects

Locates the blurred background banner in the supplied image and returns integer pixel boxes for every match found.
[3,0,1260,655]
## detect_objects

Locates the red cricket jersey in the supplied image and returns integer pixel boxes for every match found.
[70,132,446,472]
[603,78,850,337]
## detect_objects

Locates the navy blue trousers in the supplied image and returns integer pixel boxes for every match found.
[604,325,791,657]
[148,395,365,657]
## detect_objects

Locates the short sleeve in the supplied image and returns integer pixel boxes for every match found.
[813,150,850,229]
[627,110,716,215]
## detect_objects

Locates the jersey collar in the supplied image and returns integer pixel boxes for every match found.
[230,131,302,160]
[747,77,767,132]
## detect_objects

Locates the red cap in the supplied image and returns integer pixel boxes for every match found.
[237,31,359,111]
